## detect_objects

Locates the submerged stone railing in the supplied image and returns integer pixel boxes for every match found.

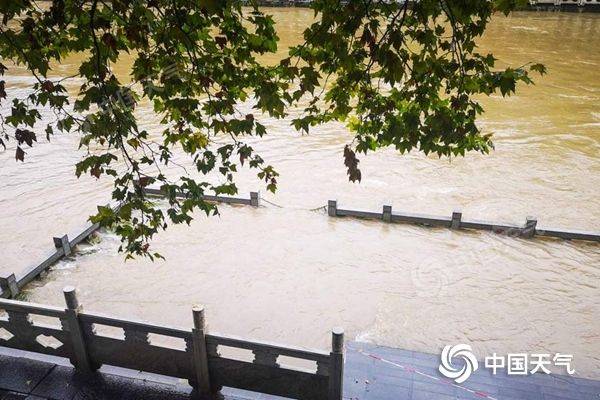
[0,190,260,299]
[2,190,596,299]
[0,287,344,400]
[0,214,113,299]
[142,187,261,207]
[327,200,600,242]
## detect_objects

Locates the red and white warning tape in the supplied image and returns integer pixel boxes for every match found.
[349,346,498,400]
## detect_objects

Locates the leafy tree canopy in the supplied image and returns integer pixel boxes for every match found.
[0,0,545,258]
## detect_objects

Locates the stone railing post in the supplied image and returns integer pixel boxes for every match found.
[250,192,260,207]
[523,216,538,238]
[328,327,344,400]
[328,200,337,217]
[451,210,462,229]
[54,235,72,256]
[191,306,211,397]
[63,286,94,373]
[0,273,20,298]
[382,205,392,222]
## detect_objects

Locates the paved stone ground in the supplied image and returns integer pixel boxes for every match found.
[345,342,600,400]
[1,343,599,400]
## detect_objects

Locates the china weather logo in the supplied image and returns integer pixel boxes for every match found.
[438,344,479,383]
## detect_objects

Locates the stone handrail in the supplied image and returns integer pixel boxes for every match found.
[328,200,600,242]
[0,188,260,300]
[142,187,260,207]
[0,287,344,400]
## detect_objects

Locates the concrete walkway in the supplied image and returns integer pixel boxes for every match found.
[0,348,192,400]
[345,342,599,400]
[1,343,599,400]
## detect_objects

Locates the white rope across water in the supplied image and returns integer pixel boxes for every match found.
[260,197,327,213]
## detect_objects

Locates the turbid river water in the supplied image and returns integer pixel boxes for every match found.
[0,10,599,378]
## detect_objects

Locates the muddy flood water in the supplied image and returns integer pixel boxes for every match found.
[0,10,599,378]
